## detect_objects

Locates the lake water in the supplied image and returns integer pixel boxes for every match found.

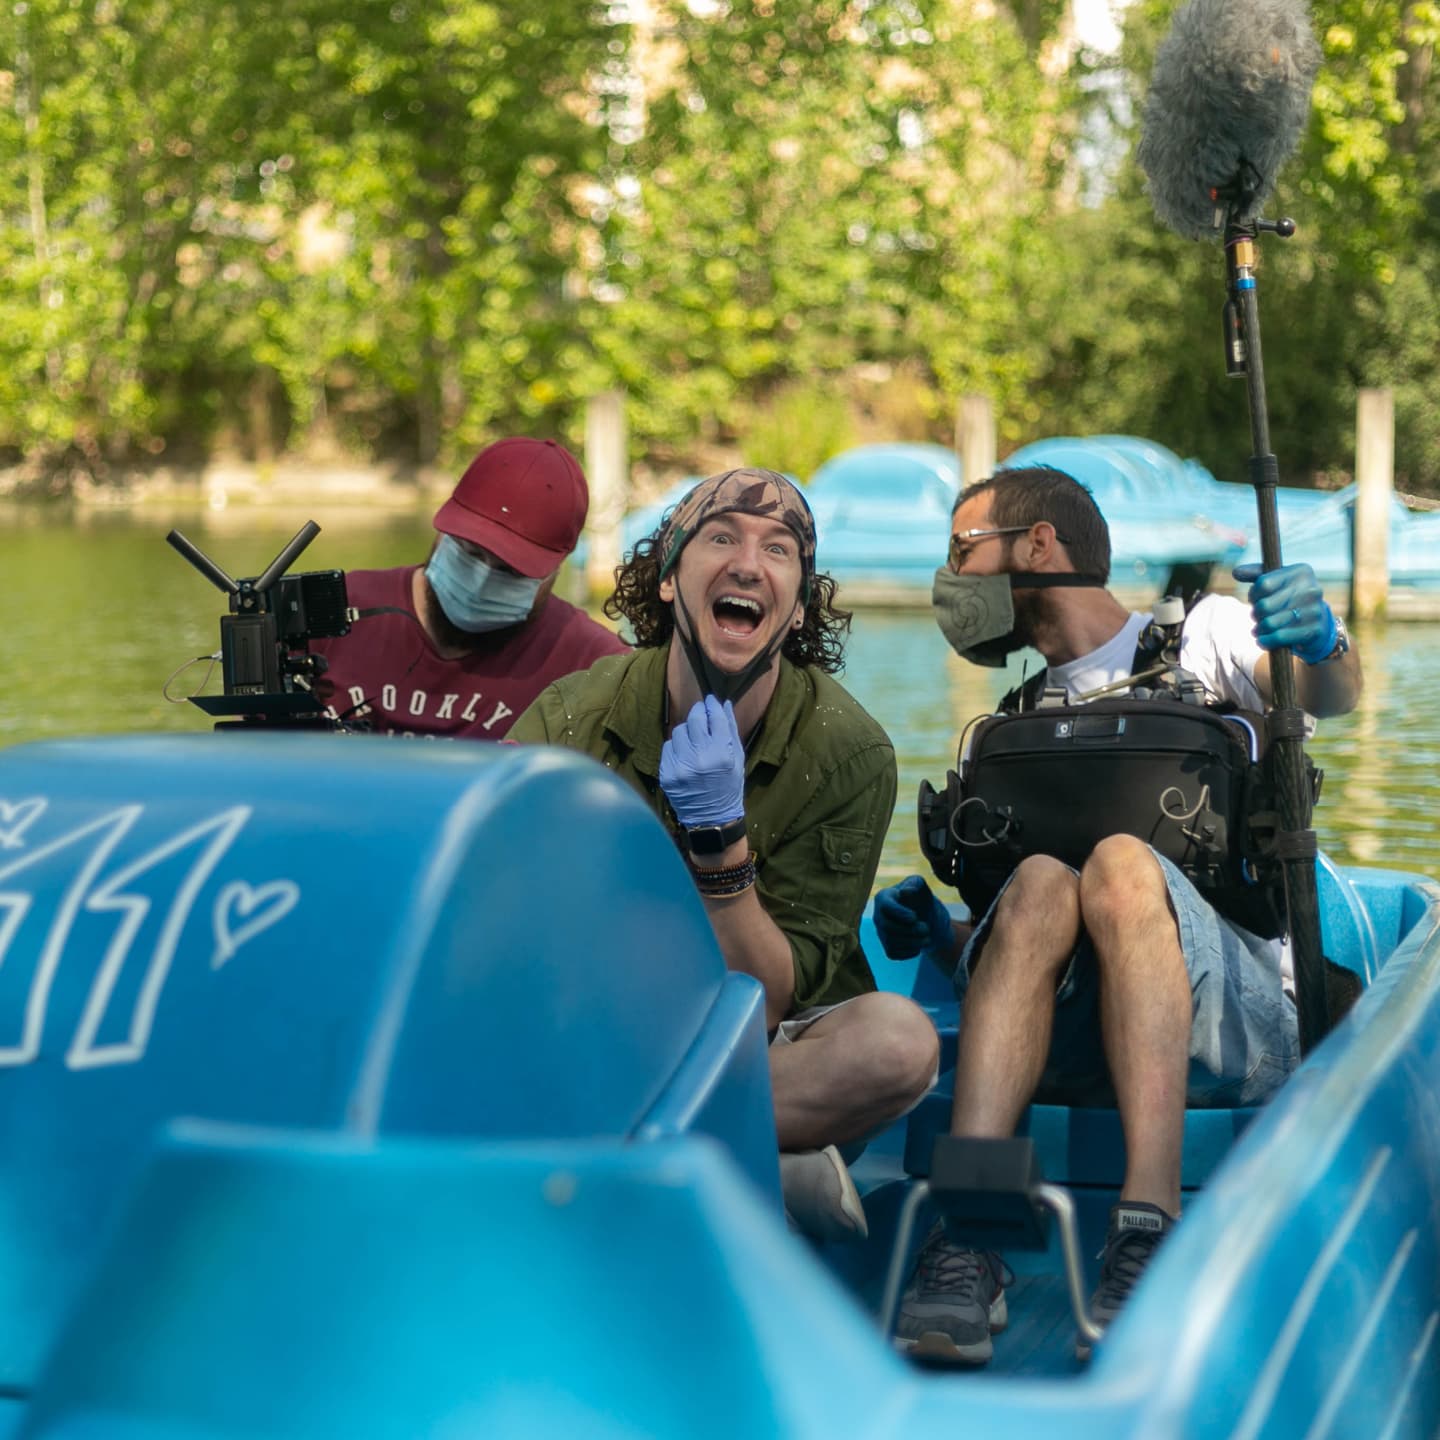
[5,503,1438,887]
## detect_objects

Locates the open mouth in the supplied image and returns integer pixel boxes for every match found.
[712,594,765,638]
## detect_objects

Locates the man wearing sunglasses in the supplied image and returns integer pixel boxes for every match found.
[873,465,1362,1365]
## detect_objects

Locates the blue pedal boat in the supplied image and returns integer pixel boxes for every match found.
[804,443,965,600]
[1230,484,1440,612]
[0,735,1436,1439]
[1002,435,1253,591]
[1012,435,1440,612]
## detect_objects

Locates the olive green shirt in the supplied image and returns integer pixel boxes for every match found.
[510,643,896,1012]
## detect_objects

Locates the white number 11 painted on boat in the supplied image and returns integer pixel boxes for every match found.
[0,802,300,1070]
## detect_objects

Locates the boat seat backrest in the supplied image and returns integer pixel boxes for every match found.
[23,1131,893,1439]
[0,736,755,1389]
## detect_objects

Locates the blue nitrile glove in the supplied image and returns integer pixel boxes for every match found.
[659,695,746,827]
[873,875,953,960]
[1233,562,1338,665]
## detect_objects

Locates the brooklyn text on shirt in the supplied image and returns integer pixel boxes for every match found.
[334,685,514,731]
[0,801,299,1070]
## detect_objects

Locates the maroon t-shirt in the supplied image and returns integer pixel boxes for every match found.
[309,566,629,739]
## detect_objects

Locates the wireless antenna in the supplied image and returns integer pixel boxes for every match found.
[166,529,240,595]
[166,522,321,604]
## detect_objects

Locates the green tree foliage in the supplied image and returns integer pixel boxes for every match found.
[1017,0,1439,492]
[576,0,1074,472]
[0,0,611,472]
[0,0,1435,492]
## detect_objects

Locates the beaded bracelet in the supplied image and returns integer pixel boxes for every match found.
[689,855,754,883]
[690,855,757,899]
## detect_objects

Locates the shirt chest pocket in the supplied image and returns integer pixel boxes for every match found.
[819,823,870,875]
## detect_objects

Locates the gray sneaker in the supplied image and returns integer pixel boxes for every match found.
[779,1145,868,1244]
[1075,1201,1175,1361]
[895,1221,1012,1364]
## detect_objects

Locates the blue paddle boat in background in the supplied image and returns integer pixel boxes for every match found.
[803,443,962,600]
[0,734,1437,1438]
[585,440,1249,605]
[589,440,1249,606]
[1012,435,1440,611]
[589,438,1438,610]
[803,440,1252,601]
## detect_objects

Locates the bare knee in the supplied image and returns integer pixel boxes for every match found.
[1079,835,1169,931]
[1082,835,1169,921]
[980,856,1080,976]
[844,993,939,1109]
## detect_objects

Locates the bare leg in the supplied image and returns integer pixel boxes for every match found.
[950,856,1081,1137]
[771,992,938,1150]
[1080,835,1191,1217]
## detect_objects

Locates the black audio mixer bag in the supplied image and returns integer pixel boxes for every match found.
[918,697,1287,939]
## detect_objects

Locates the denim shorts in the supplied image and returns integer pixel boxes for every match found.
[955,850,1300,1108]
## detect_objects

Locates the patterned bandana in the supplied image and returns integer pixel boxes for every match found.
[657,468,816,603]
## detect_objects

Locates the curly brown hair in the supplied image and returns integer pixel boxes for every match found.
[604,531,852,673]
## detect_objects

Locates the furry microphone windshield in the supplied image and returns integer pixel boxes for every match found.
[1137,0,1322,240]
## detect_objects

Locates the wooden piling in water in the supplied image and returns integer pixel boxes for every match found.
[956,395,996,491]
[1352,387,1394,622]
[584,390,629,600]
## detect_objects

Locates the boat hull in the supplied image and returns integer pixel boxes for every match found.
[0,737,1436,1437]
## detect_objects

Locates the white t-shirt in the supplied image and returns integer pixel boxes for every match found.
[1044,594,1265,711]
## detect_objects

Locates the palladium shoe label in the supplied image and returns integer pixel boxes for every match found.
[1115,1206,1166,1232]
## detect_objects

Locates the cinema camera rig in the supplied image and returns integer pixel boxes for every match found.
[167,521,353,730]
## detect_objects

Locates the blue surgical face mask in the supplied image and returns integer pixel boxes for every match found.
[426,534,544,633]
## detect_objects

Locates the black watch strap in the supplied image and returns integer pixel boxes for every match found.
[682,815,748,856]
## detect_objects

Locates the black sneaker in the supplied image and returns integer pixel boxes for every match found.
[895,1221,1013,1364]
[1076,1201,1176,1361]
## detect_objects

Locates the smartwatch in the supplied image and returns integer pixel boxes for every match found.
[682,815,748,856]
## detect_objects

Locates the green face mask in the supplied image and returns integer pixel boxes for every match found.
[931,567,1105,668]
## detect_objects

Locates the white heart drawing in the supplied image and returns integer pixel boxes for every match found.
[211,879,301,969]
[0,798,47,851]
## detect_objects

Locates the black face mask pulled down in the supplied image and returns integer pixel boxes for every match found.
[672,589,790,706]
[931,568,1106,667]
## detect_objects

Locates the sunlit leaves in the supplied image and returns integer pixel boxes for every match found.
[1,0,1434,492]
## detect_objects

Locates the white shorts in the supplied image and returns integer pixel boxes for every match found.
[771,1000,855,1047]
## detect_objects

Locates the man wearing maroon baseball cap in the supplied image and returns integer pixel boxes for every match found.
[310,437,628,740]
[433,437,590,579]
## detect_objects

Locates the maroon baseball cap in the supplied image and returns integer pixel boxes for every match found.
[433,437,589,578]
